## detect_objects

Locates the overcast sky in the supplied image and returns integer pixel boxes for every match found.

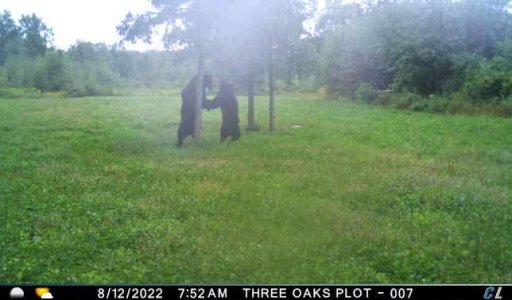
[0,0,161,51]
[1,0,327,51]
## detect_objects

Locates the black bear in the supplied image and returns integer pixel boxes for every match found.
[212,80,241,142]
[177,74,215,147]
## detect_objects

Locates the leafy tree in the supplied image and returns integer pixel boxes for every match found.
[18,14,53,57]
[264,1,314,131]
[272,36,321,91]
[66,42,121,96]
[34,50,66,92]
[317,2,361,35]
[264,0,313,131]
[118,0,312,134]
[319,0,512,97]
[210,0,313,131]
[16,58,39,87]
[0,10,19,64]
[457,0,512,57]
[320,11,392,96]
[208,0,267,131]
[118,0,219,143]
[461,38,512,103]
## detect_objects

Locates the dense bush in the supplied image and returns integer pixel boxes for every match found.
[461,58,512,103]
[319,1,512,117]
[503,98,512,117]
[389,92,424,110]
[0,87,40,98]
[381,92,512,117]
[458,39,512,105]
[33,51,67,92]
[2,1,512,119]
[356,82,377,103]
[0,66,7,87]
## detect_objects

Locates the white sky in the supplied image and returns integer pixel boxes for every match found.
[0,0,328,51]
[0,0,162,51]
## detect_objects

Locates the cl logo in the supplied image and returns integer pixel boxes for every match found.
[483,287,503,300]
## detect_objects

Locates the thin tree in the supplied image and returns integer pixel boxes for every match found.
[118,0,215,143]
[262,0,313,132]
[268,30,276,132]
[211,0,313,133]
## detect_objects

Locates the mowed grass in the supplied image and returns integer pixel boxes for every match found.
[1,91,511,284]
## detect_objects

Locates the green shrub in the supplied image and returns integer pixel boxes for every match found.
[356,83,377,103]
[410,98,430,112]
[386,93,450,114]
[501,98,512,117]
[390,92,424,110]
[42,91,66,99]
[461,57,512,104]
[374,91,392,105]
[0,66,7,87]
[426,95,451,114]
[317,86,330,99]
[65,87,87,98]
[65,83,114,98]
[443,53,483,93]
[296,76,321,93]
[0,87,41,99]
[448,92,469,114]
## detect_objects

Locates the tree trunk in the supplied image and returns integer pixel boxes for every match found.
[268,33,275,133]
[247,58,257,132]
[194,42,204,143]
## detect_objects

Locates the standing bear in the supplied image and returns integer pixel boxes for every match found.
[212,80,241,142]
[177,74,216,147]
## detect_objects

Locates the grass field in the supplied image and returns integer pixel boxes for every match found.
[1,91,511,283]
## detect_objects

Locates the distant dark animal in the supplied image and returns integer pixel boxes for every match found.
[212,81,241,142]
[177,74,215,147]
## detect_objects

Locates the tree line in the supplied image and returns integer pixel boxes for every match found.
[0,4,315,100]
[319,0,512,116]
[1,0,512,117]
[0,11,200,97]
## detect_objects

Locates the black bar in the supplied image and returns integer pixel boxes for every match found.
[0,285,511,300]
